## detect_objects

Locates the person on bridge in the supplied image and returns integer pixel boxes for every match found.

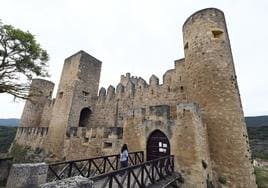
[119,144,128,175]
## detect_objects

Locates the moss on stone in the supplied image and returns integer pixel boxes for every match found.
[218,176,227,185]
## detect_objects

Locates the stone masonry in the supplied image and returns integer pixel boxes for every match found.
[12,8,256,187]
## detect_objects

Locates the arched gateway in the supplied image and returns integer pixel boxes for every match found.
[146,130,170,161]
[78,108,91,127]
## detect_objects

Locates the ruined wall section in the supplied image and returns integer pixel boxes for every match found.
[19,79,54,128]
[183,8,256,187]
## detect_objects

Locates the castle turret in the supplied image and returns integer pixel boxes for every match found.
[46,51,102,157]
[19,79,54,127]
[183,8,256,187]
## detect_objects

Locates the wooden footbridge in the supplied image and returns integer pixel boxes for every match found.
[47,151,183,187]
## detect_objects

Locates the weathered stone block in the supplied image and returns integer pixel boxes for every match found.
[39,176,93,188]
[6,162,48,188]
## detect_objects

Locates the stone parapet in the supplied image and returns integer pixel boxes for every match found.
[16,127,49,137]
[6,163,48,188]
[40,176,93,188]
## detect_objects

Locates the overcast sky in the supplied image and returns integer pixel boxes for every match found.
[0,0,267,118]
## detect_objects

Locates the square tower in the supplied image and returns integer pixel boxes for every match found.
[46,51,102,157]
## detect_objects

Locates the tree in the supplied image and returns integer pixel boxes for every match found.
[0,20,49,99]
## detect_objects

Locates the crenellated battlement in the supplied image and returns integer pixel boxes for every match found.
[14,127,49,150]
[16,127,49,137]
[96,66,186,105]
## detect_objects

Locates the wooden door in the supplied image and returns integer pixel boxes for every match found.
[146,130,170,161]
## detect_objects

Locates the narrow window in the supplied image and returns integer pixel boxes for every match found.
[91,133,96,138]
[103,142,113,148]
[83,137,89,143]
[184,42,189,50]
[212,30,223,39]
[82,91,89,97]
[59,92,64,99]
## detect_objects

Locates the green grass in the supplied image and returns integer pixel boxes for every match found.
[255,167,268,188]
[0,126,17,153]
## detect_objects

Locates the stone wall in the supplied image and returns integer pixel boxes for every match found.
[90,67,187,130]
[14,127,48,150]
[40,176,93,188]
[63,127,123,160]
[40,99,55,127]
[19,79,54,128]
[123,103,211,186]
[6,163,48,188]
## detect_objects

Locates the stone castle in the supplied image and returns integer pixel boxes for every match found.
[13,8,256,187]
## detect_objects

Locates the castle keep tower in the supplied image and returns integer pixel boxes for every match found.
[19,79,54,127]
[46,51,102,156]
[183,8,256,187]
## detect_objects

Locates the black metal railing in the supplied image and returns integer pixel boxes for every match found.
[47,151,144,182]
[90,155,175,188]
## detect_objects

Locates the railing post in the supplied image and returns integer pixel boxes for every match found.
[109,175,113,188]
[152,162,155,183]
[160,159,163,178]
[171,155,174,172]
[103,157,107,173]
[141,165,144,187]
[116,155,119,170]
[68,162,73,178]
[87,159,91,177]
[127,170,131,188]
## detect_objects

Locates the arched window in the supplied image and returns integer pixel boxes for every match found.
[78,108,91,127]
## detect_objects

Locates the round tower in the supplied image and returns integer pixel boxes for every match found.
[20,79,54,127]
[183,8,256,187]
